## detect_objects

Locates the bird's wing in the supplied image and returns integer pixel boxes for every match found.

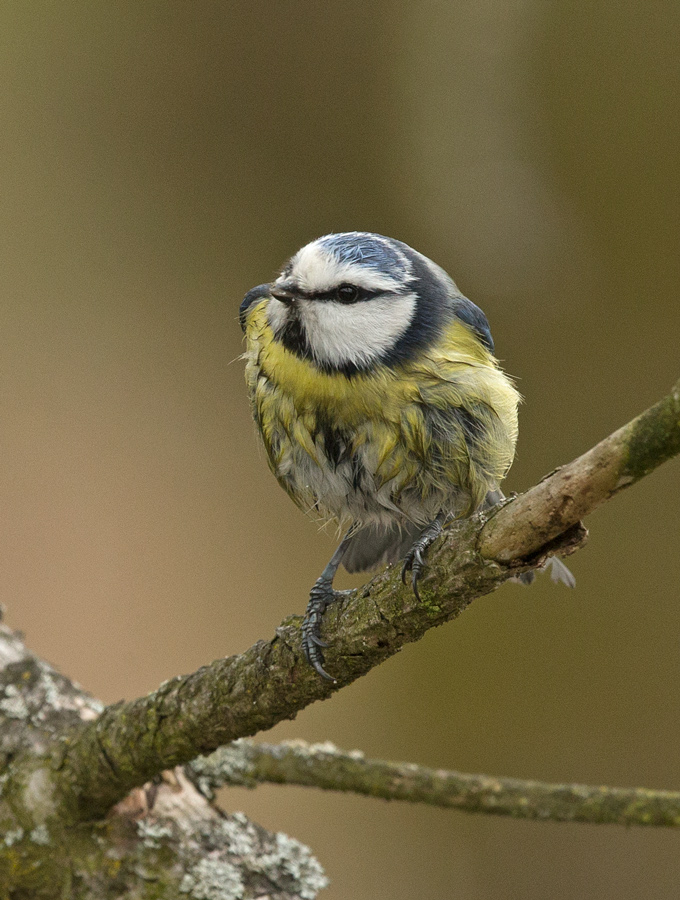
[452,296,495,353]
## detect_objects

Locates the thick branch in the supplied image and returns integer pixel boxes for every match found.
[190,740,680,828]
[49,380,680,823]
[0,624,327,900]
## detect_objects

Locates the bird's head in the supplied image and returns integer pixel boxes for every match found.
[241,232,492,375]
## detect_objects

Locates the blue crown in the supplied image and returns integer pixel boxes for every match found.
[317,233,409,280]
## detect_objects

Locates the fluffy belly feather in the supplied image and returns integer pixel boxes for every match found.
[254,377,472,529]
[276,427,468,528]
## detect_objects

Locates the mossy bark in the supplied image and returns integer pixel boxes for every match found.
[0,624,327,900]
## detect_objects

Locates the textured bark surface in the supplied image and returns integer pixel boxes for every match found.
[190,740,680,828]
[0,623,327,900]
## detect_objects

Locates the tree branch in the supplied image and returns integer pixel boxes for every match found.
[190,740,680,828]
[480,378,680,561]
[29,379,680,824]
[0,624,328,899]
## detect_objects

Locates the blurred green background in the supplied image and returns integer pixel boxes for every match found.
[1,3,679,898]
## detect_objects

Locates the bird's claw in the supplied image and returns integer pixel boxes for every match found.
[402,548,426,601]
[401,518,445,601]
[306,632,329,648]
[302,581,349,681]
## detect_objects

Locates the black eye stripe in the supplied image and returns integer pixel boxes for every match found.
[307,285,378,303]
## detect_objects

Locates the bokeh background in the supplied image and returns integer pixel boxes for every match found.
[1,3,679,898]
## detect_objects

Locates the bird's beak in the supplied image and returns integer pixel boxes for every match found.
[270,284,297,306]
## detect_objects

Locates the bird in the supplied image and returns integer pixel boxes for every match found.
[240,232,574,680]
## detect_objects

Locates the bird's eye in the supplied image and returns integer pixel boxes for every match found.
[335,284,360,304]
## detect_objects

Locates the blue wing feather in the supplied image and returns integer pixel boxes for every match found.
[454,297,494,353]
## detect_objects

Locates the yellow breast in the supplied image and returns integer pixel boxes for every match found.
[242,298,511,424]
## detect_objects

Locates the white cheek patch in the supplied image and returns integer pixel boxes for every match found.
[291,243,403,294]
[301,292,417,368]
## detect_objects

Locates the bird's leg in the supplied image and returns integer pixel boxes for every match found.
[401,512,448,601]
[302,532,353,681]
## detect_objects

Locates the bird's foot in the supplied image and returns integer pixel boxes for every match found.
[401,518,445,601]
[302,579,352,681]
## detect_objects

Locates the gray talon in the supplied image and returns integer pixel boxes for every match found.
[302,578,345,680]
[402,514,446,600]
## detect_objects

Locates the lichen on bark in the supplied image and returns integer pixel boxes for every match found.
[0,624,328,900]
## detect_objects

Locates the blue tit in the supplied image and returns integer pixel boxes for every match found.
[240,232,574,680]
